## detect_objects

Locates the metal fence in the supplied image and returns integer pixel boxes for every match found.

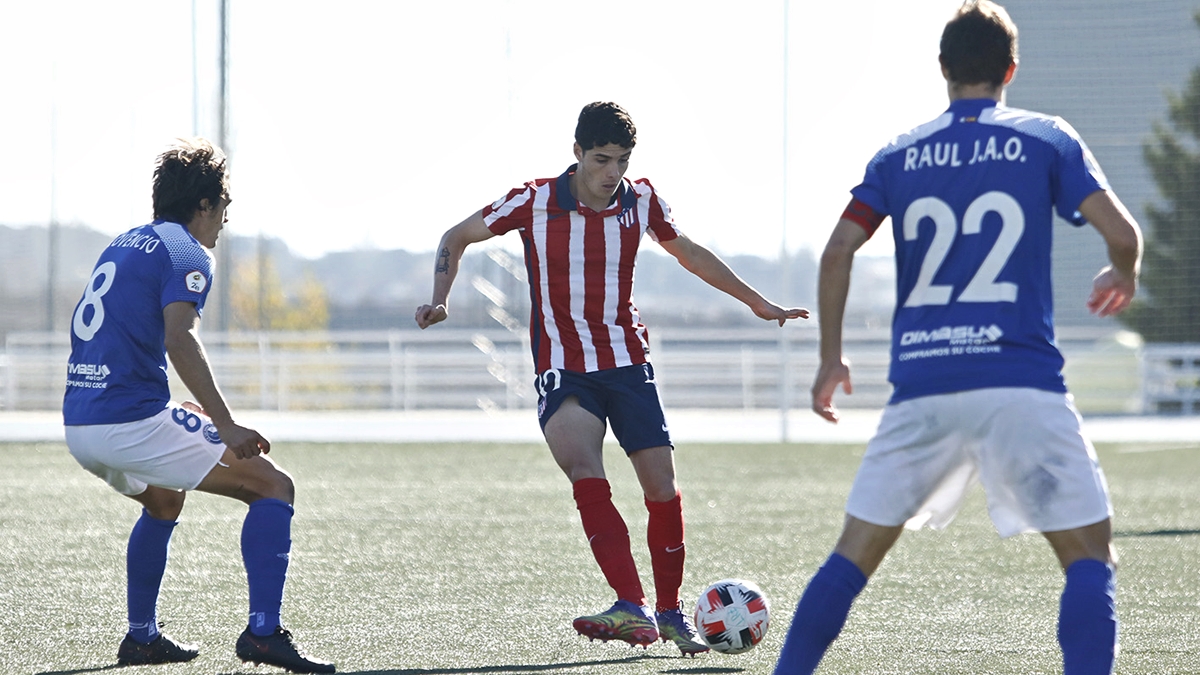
[0,326,1175,415]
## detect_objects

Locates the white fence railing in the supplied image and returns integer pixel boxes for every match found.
[1,327,1168,415]
[1141,344,1200,415]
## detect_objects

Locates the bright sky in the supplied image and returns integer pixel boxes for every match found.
[0,0,962,260]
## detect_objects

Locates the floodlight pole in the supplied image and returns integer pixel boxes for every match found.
[215,0,232,332]
[47,62,59,333]
[191,0,199,136]
[778,0,792,443]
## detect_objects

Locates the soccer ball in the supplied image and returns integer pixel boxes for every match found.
[693,578,770,654]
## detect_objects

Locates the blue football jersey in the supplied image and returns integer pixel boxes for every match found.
[851,98,1108,403]
[63,221,214,425]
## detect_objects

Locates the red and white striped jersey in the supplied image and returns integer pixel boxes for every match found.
[482,164,681,374]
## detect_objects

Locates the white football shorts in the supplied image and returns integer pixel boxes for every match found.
[845,387,1112,538]
[65,403,227,496]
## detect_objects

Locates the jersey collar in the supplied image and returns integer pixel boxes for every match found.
[947,98,1002,119]
[556,164,637,215]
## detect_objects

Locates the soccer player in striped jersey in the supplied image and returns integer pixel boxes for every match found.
[773,3,1141,674]
[62,139,334,673]
[416,101,808,655]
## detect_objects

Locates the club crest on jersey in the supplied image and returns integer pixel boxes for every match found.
[617,206,639,229]
[186,271,207,293]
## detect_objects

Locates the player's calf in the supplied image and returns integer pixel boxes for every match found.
[1058,559,1117,675]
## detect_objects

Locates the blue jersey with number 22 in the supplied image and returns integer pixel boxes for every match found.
[852,98,1108,403]
[63,221,214,425]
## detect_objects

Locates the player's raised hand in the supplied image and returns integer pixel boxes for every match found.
[1087,266,1136,318]
[753,301,810,327]
[812,357,853,423]
[219,423,271,459]
[414,303,448,329]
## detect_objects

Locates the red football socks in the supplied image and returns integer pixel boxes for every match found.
[573,478,645,605]
[646,490,685,612]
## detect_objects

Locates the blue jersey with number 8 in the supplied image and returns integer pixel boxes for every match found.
[63,221,214,425]
[851,98,1108,403]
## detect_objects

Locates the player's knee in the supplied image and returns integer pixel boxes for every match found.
[630,446,677,502]
[233,465,295,505]
[642,480,678,503]
[258,468,295,504]
[551,445,605,483]
[141,488,186,520]
[1044,519,1114,569]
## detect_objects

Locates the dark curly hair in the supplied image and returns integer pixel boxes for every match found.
[574,102,637,151]
[940,0,1018,87]
[152,138,229,224]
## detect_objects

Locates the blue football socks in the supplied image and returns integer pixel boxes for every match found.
[774,553,868,675]
[241,498,294,636]
[126,509,177,644]
[1058,559,1117,675]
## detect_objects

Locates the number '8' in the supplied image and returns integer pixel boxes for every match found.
[172,407,203,433]
[72,262,117,342]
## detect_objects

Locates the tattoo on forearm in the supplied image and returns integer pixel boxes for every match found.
[436,247,450,274]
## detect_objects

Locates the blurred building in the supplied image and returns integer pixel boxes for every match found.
[1003,0,1200,325]
[5,2,1198,338]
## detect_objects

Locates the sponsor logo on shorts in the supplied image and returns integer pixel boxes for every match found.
[203,423,222,444]
[643,366,656,384]
[537,397,547,418]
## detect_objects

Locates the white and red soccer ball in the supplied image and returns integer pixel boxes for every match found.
[693,578,771,654]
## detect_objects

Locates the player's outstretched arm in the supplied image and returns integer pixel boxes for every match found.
[812,219,869,423]
[163,301,270,459]
[415,210,496,329]
[1079,190,1143,318]
[658,233,809,326]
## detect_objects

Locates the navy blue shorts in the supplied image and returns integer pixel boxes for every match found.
[535,363,672,454]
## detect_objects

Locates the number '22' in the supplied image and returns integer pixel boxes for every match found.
[902,191,1024,308]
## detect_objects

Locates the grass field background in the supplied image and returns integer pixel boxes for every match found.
[2,440,1198,674]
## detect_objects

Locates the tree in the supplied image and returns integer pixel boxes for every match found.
[231,256,329,331]
[1119,11,1200,342]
